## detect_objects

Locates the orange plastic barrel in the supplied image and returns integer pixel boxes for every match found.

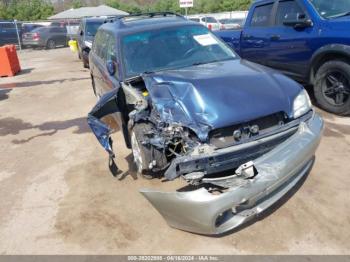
[0,45,21,77]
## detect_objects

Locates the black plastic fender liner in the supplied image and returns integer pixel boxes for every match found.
[87,88,121,176]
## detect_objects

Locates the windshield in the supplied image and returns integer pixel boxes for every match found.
[86,21,103,36]
[309,0,350,18]
[121,25,237,78]
[31,27,48,33]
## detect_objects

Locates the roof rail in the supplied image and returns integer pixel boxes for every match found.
[113,12,185,23]
[123,12,183,19]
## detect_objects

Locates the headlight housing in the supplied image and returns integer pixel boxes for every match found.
[293,89,312,118]
[84,40,92,49]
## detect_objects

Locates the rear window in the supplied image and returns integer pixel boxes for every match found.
[23,24,43,33]
[31,27,48,33]
[250,4,274,27]
[85,21,104,37]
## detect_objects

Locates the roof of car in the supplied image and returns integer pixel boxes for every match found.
[98,13,197,36]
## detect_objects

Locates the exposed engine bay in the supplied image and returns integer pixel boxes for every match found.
[85,18,324,234]
[87,72,323,235]
[88,75,310,187]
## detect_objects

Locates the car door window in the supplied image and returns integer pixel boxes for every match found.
[250,3,274,27]
[94,31,104,59]
[275,0,305,26]
[106,36,116,61]
[49,27,60,33]
[106,35,118,77]
[99,32,110,61]
[92,31,100,54]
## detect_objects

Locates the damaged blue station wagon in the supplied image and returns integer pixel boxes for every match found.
[87,13,324,235]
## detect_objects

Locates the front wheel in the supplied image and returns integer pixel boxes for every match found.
[314,60,350,115]
[130,123,167,178]
[83,58,89,69]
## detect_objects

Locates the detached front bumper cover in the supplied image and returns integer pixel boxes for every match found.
[140,113,324,235]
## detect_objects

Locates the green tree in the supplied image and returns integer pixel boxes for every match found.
[147,0,253,14]
[72,0,83,9]
[0,0,54,20]
[105,0,142,14]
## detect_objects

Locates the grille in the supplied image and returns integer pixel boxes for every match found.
[209,112,288,148]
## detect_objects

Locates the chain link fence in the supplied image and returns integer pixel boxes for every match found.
[0,19,80,50]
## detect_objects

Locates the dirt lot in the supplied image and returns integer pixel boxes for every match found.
[0,48,349,255]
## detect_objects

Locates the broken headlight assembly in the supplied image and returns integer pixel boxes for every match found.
[293,89,312,119]
[162,124,196,158]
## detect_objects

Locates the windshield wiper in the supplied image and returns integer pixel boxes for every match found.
[192,58,234,66]
[192,59,222,66]
[142,71,155,74]
[328,11,350,19]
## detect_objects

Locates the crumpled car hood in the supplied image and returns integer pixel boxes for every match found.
[143,59,302,141]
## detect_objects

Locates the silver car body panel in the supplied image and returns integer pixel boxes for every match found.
[140,113,324,235]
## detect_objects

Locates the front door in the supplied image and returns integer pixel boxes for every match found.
[265,0,315,81]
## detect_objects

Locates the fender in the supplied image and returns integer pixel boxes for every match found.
[87,88,124,176]
[310,44,350,82]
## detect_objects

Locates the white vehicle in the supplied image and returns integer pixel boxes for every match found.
[189,16,220,31]
[219,18,245,30]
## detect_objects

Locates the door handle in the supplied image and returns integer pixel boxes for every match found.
[242,34,252,40]
[270,35,281,41]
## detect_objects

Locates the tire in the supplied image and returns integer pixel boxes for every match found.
[46,39,56,49]
[91,76,97,97]
[314,60,350,115]
[130,123,167,178]
[83,58,89,69]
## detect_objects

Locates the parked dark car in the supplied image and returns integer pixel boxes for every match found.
[87,13,323,235]
[216,0,350,115]
[22,26,68,49]
[77,17,106,68]
[0,20,21,46]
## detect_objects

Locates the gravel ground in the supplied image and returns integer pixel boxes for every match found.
[0,48,349,255]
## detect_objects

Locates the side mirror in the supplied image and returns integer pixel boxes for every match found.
[106,60,116,76]
[283,18,312,29]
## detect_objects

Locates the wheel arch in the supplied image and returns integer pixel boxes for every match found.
[46,38,55,48]
[310,44,350,84]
